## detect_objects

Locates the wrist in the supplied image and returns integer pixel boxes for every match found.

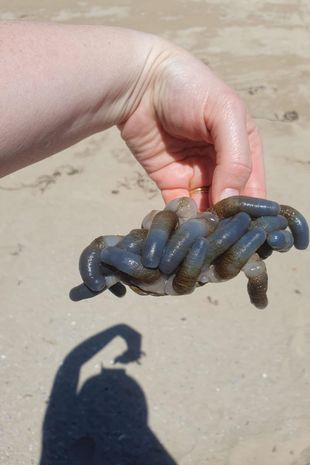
[107,31,171,127]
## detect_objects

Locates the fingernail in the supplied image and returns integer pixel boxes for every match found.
[219,188,239,201]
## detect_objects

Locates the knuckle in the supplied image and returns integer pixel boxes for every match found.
[231,160,252,182]
[220,90,246,118]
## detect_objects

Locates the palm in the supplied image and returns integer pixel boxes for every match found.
[119,89,215,209]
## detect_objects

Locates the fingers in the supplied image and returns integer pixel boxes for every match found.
[206,84,265,204]
[241,115,266,198]
[158,150,215,211]
[122,47,266,207]
[150,160,193,203]
[188,151,215,210]
[162,187,189,204]
[189,188,211,212]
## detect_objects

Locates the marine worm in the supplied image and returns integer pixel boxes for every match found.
[141,210,160,230]
[250,215,288,233]
[72,196,308,308]
[100,247,161,284]
[267,230,294,252]
[172,237,208,295]
[117,229,148,255]
[203,212,251,267]
[279,205,309,250]
[196,211,219,228]
[256,242,273,260]
[250,216,288,258]
[159,217,216,275]
[173,212,251,294]
[215,227,267,280]
[243,254,268,309]
[69,281,127,301]
[165,196,198,223]
[79,235,122,292]
[142,210,178,268]
[70,283,101,301]
[211,196,280,218]
[108,281,128,297]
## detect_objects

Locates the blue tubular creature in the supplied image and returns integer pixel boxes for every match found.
[159,217,217,275]
[78,235,122,292]
[279,205,309,250]
[172,212,251,295]
[70,196,309,309]
[142,210,178,269]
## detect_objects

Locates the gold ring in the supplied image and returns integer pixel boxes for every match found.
[190,186,209,195]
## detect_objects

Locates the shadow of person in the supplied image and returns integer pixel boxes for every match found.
[39,324,177,465]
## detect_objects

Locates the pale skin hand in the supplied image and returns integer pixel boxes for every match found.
[119,47,266,210]
[0,22,265,210]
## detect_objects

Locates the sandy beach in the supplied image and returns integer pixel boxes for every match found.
[0,1,309,464]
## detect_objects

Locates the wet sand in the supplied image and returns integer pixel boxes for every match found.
[0,1,309,464]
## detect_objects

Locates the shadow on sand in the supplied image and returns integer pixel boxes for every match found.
[39,324,177,465]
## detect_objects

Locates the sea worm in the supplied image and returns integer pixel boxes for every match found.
[141,210,160,230]
[142,210,178,268]
[279,205,309,250]
[159,217,217,275]
[117,229,148,255]
[211,196,280,218]
[172,237,208,295]
[69,281,127,301]
[100,247,161,284]
[266,230,294,252]
[256,242,273,260]
[215,227,267,280]
[243,254,268,309]
[69,283,101,301]
[79,235,122,292]
[72,196,308,309]
[250,215,288,233]
[173,212,250,294]
[165,196,198,223]
[203,212,251,267]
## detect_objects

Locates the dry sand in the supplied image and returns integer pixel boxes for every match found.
[0,1,309,464]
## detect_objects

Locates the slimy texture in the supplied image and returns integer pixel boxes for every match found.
[69,281,127,301]
[250,215,290,259]
[203,212,251,267]
[257,242,273,260]
[211,196,280,218]
[173,238,208,295]
[72,196,308,309]
[79,235,121,292]
[159,217,216,275]
[107,281,127,297]
[165,196,198,223]
[117,229,148,255]
[267,230,294,252]
[251,215,288,233]
[142,210,178,268]
[243,255,268,309]
[70,283,100,301]
[141,210,160,230]
[215,228,267,280]
[279,205,309,250]
[100,247,161,284]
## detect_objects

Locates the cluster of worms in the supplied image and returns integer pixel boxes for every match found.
[70,196,309,309]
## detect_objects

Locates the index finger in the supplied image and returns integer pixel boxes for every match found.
[241,114,266,198]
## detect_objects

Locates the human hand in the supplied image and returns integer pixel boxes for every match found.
[119,43,265,211]
[0,23,265,200]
